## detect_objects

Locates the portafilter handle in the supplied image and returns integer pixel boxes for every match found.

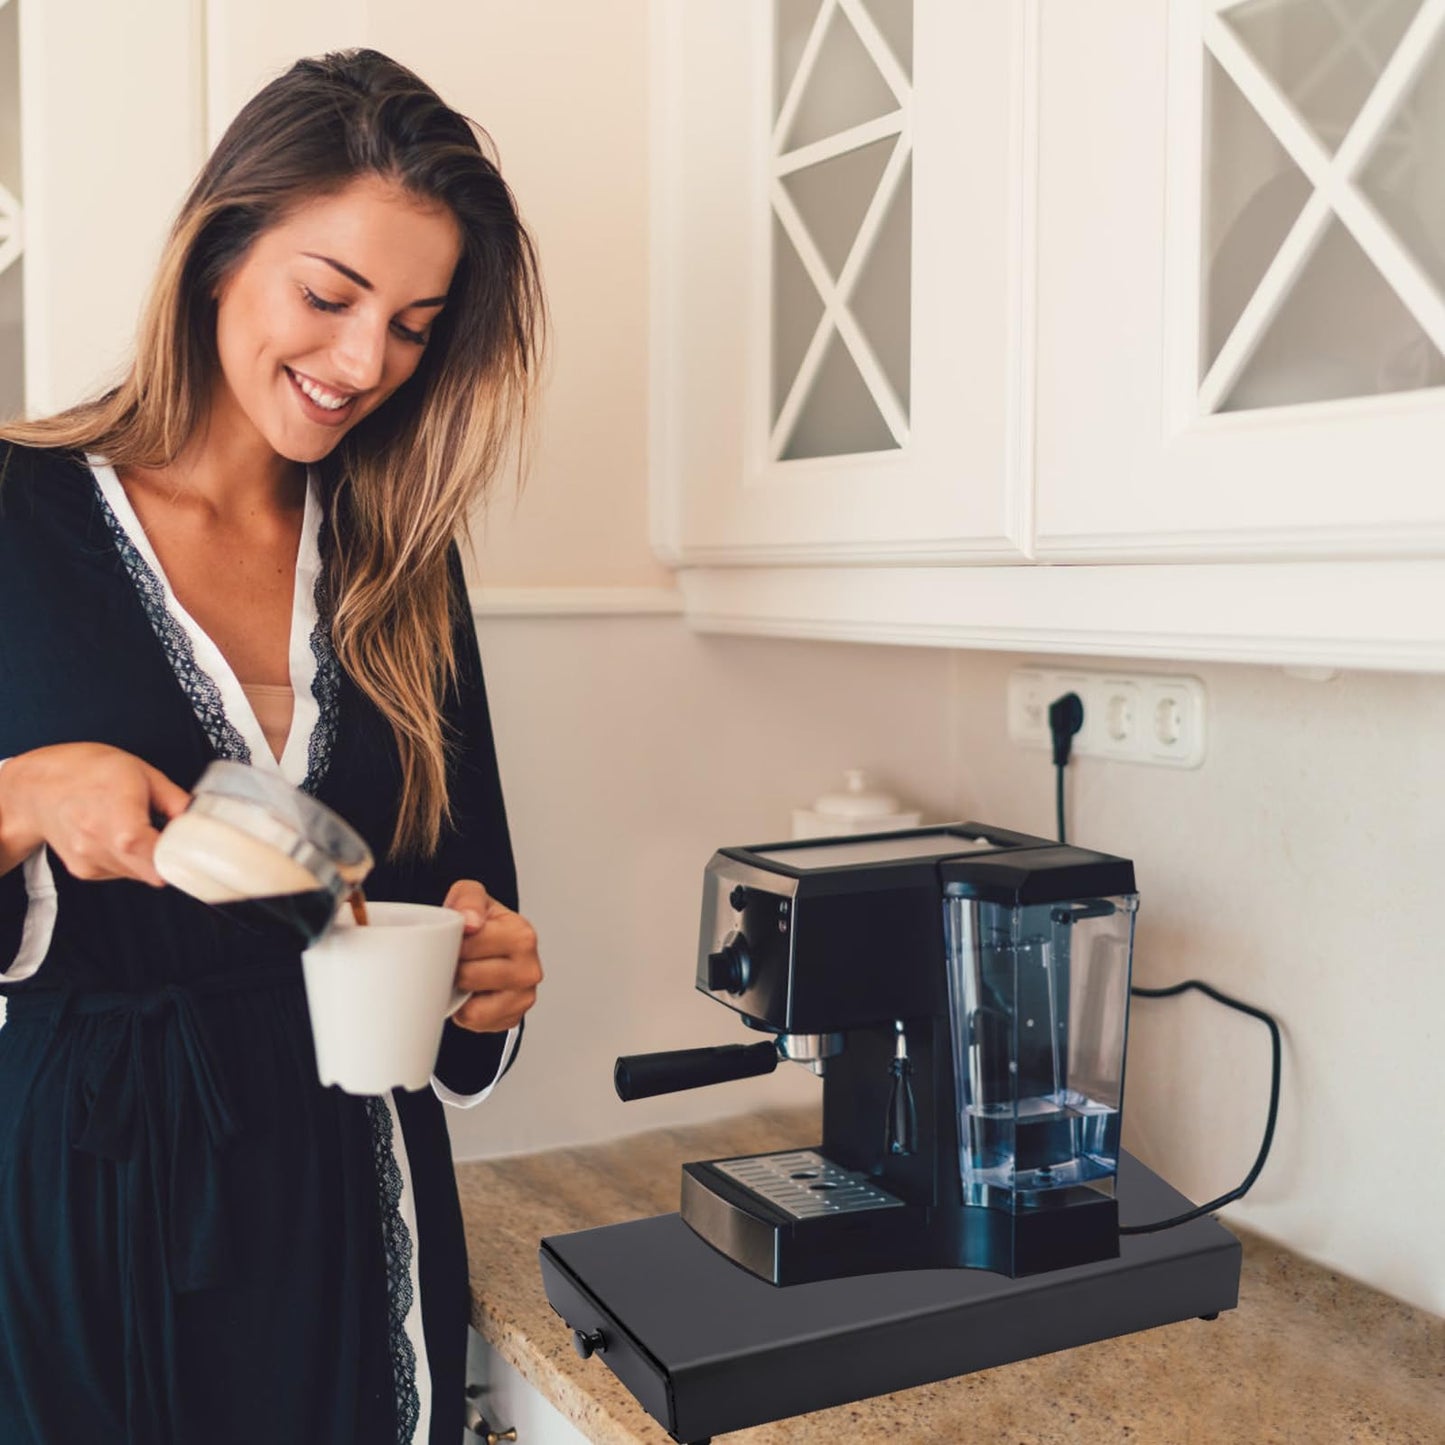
[613,1042,779,1101]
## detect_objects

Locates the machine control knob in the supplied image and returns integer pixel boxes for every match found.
[572,1327,607,1360]
[729,884,749,912]
[705,930,752,995]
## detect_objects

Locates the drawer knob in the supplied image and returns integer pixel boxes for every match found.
[572,1327,607,1359]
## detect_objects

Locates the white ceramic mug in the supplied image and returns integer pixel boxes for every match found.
[300,902,468,1094]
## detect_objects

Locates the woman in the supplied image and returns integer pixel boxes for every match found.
[0,50,546,1445]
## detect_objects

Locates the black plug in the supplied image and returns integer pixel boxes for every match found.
[1048,691,1084,767]
[1048,691,1084,844]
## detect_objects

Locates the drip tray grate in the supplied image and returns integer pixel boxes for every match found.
[713,1151,906,1220]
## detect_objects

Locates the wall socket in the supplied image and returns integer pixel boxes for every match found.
[1007,667,1207,768]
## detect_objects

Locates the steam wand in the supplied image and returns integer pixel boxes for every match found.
[885,1020,918,1156]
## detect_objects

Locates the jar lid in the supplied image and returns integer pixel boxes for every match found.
[812,770,902,821]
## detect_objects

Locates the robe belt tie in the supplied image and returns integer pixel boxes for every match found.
[8,963,302,1294]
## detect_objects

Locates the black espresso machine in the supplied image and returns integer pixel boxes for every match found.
[539,825,1241,1443]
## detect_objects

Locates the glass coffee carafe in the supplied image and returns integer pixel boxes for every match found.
[154,761,373,943]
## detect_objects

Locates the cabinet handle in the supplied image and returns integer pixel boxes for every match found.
[465,1384,519,1442]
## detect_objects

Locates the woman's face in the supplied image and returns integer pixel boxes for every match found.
[211,173,463,464]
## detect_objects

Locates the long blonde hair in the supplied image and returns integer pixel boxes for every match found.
[2,50,547,859]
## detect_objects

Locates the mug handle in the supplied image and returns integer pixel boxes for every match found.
[446,988,471,1019]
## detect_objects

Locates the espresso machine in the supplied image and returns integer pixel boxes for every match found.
[540,825,1241,1443]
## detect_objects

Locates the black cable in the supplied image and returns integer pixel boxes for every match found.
[1119,979,1282,1234]
[1048,692,1083,846]
[1047,722,1283,1235]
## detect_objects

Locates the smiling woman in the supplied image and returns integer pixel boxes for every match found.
[217,181,461,449]
[0,50,546,1445]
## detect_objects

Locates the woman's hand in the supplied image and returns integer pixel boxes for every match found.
[0,743,192,886]
[443,878,543,1034]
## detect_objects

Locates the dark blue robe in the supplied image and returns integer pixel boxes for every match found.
[0,442,521,1444]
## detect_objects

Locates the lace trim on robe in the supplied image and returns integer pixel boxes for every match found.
[301,524,341,794]
[93,489,253,765]
[366,1096,421,1442]
[94,476,343,799]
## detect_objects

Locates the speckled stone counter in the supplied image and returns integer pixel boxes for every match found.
[455,1107,1445,1444]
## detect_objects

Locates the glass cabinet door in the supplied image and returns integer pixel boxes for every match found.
[655,0,1024,564]
[1032,0,1445,559]
[1200,0,1445,414]
[770,0,912,461]
[0,0,22,422]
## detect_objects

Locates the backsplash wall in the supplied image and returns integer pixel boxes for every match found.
[449,616,1445,1318]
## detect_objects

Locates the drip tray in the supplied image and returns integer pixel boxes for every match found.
[539,1151,1241,1445]
[711,1150,906,1219]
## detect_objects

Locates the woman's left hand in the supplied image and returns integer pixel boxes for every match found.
[443,879,543,1034]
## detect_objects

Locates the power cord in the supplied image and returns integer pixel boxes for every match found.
[1048,692,1084,844]
[1120,981,1281,1234]
[1047,689,1282,1233]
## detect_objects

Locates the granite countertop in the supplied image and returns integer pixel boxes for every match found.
[456,1107,1445,1444]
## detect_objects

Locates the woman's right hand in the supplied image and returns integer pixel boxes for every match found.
[0,744,192,887]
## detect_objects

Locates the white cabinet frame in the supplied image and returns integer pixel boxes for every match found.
[651,0,1032,568]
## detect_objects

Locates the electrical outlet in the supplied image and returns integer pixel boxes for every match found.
[1006,667,1207,769]
[1006,669,1052,747]
[1095,677,1142,761]
[1143,676,1206,765]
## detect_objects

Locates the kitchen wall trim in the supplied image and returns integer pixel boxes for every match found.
[654,518,1445,567]
[470,587,685,618]
[676,560,1445,673]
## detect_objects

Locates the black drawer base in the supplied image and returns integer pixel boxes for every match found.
[539,1151,1241,1444]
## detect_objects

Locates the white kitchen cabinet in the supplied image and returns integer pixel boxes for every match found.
[650,0,1029,566]
[657,0,1445,671]
[9,0,366,418]
[1034,0,1445,560]
[465,1328,590,1445]
[0,0,21,422]
[14,0,204,415]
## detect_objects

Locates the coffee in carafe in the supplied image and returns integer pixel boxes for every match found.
[154,761,374,944]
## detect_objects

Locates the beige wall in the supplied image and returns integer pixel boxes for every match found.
[204,0,368,147]
[370,0,672,590]
[122,0,668,590]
